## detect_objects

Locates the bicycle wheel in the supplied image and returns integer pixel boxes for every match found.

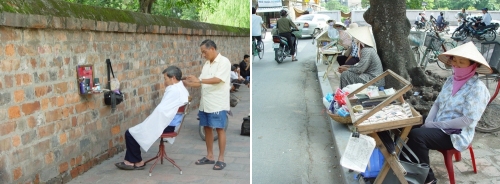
[420,49,431,70]
[452,30,467,41]
[258,41,264,59]
[479,75,500,103]
[442,42,455,52]
[476,104,500,133]
[484,30,497,42]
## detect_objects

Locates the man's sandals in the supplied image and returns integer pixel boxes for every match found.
[115,162,146,170]
[195,157,226,170]
[213,161,226,170]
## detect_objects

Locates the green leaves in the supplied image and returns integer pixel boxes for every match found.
[61,0,248,28]
[325,0,350,13]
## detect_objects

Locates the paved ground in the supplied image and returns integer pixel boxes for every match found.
[317,30,500,183]
[251,34,344,183]
[68,87,250,184]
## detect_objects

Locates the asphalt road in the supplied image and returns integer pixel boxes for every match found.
[251,34,344,184]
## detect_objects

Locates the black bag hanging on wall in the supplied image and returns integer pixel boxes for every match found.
[104,59,124,109]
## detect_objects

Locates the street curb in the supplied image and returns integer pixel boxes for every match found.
[315,63,358,184]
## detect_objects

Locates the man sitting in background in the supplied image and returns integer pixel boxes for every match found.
[231,65,249,92]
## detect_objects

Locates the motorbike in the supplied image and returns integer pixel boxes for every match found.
[414,16,429,31]
[272,28,299,63]
[452,16,497,41]
[429,15,450,34]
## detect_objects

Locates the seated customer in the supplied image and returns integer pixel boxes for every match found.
[231,65,249,92]
[115,66,189,170]
[337,23,360,66]
[336,23,359,66]
[402,42,491,184]
[337,26,384,89]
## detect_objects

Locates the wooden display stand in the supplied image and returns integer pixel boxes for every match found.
[315,30,343,81]
[344,70,423,184]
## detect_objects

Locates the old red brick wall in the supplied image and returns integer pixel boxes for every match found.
[0,9,248,184]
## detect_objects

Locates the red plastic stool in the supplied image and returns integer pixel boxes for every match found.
[437,145,477,184]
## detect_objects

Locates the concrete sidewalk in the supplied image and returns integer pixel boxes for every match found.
[68,87,250,184]
[316,55,500,183]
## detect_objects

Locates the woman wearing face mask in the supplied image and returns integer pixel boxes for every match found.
[401,42,491,184]
[337,26,384,89]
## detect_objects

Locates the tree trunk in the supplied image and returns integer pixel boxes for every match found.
[139,0,155,14]
[363,0,445,117]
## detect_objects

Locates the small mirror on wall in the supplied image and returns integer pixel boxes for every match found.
[76,64,94,94]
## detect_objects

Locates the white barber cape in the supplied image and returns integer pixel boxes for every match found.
[128,81,189,152]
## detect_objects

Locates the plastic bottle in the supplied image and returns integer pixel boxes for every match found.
[79,79,86,94]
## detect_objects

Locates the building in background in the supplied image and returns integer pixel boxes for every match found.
[253,0,323,28]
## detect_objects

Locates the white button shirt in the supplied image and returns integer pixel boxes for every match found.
[199,53,231,113]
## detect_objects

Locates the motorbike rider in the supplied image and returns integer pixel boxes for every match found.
[476,8,492,30]
[457,8,467,26]
[415,13,426,29]
[276,9,299,61]
[436,12,447,31]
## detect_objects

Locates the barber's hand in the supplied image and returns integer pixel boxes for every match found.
[185,75,198,82]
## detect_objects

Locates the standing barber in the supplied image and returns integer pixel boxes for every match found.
[184,39,231,170]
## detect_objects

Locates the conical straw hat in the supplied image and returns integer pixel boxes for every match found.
[334,22,346,29]
[346,26,376,48]
[437,42,492,74]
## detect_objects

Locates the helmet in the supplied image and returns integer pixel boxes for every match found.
[280,9,288,16]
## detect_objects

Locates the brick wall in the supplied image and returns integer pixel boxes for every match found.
[0,1,249,183]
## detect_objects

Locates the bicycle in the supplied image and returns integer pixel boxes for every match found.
[252,37,264,60]
[419,34,451,70]
[476,41,500,133]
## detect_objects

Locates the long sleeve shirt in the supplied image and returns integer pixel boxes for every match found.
[423,75,489,151]
[347,47,385,87]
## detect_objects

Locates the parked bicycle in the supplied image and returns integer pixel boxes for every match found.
[477,41,500,133]
[409,32,450,70]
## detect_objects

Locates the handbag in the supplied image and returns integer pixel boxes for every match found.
[230,93,239,107]
[104,59,124,108]
[383,138,430,184]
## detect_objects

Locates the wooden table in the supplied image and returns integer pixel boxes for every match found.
[320,49,342,81]
[344,70,423,184]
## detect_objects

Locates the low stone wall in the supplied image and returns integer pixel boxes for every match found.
[0,0,249,183]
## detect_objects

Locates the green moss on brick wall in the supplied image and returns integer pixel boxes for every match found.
[0,0,247,35]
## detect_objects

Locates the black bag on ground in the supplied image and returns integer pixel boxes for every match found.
[382,138,430,184]
[240,116,250,135]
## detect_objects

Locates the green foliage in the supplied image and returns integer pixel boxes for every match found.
[325,0,350,13]
[198,0,250,28]
[404,0,500,10]
[61,0,249,28]
[361,0,370,8]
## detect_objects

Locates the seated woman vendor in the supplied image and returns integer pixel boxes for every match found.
[337,26,384,89]
[402,42,491,184]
